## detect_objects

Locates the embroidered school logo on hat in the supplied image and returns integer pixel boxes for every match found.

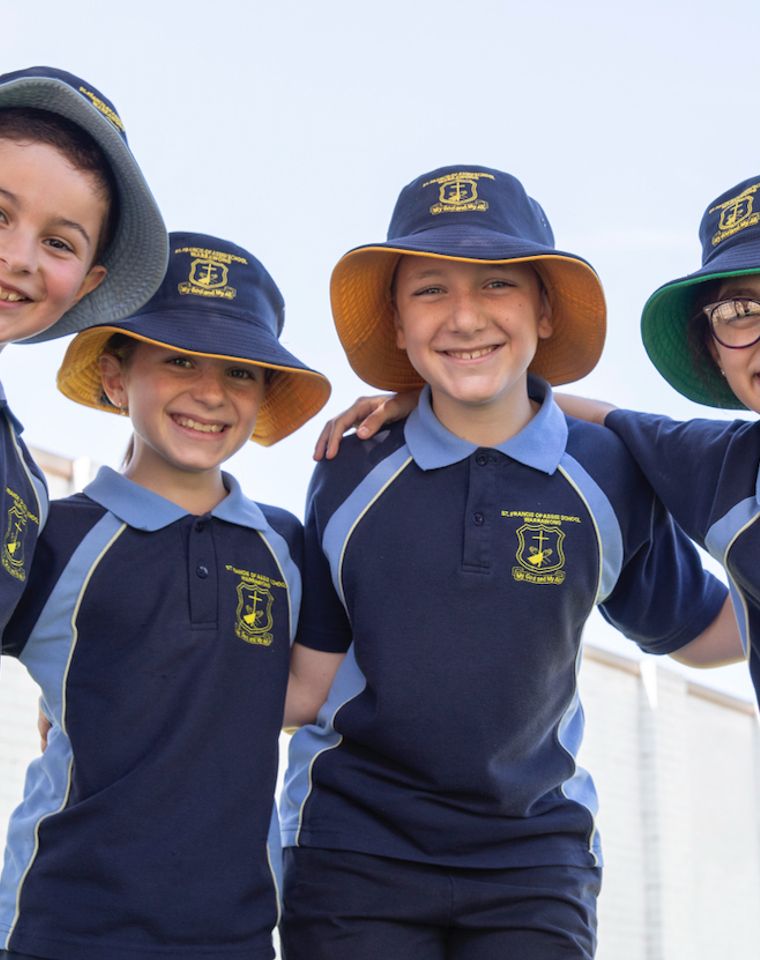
[77,85,125,133]
[175,244,247,301]
[1,489,38,583]
[710,180,760,246]
[424,170,495,215]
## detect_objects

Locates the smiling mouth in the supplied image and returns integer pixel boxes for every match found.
[0,284,29,303]
[443,346,500,361]
[172,415,227,434]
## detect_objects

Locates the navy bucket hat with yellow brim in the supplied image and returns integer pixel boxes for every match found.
[57,232,331,446]
[0,65,168,342]
[330,165,607,391]
[642,174,760,409]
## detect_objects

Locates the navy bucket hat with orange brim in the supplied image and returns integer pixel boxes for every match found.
[330,165,607,391]
[641,174,760,409]
[57,232,331,446]
[0,65,168,342]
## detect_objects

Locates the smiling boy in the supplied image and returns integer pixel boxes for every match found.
[279,165,741,959]
[0,65,166,628]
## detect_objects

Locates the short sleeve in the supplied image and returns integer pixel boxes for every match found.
[295,463,353,654]
[598,490,727,655]
[606,409,760,548]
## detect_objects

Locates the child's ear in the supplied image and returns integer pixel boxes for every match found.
[393,307,407,350]
[74,264,108,304]
[98,352,126,409]
[537,287,553,341]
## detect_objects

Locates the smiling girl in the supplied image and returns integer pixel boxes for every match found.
[0,232,330,960]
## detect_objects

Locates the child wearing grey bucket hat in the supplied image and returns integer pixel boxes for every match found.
[0,65,167,634]
[278,164,742,960]
[0,232,329,960]
[557,173,760,713]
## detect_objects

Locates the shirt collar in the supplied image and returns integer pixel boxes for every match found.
[84,466,267,531]
[403,376,568,474]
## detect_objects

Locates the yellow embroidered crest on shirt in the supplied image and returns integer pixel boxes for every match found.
[501,509,580,586]
[2,487,39,583]
[226,564,286,646]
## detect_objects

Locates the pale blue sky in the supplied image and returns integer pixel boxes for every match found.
[4,0,760,700]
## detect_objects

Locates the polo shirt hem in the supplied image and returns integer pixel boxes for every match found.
[283,831,601,870]
[7,929,275,960]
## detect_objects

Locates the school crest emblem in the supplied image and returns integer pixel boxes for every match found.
[1,490,36,583]
[424,170,495,215]
[235,580,274,646]
[710,181,760,246]
[512,522,566,585]
[176,245,245,300]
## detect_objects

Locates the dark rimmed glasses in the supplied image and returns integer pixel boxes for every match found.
[703,297,760,349]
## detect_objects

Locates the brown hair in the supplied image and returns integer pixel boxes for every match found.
[0,107,119,263]
[685,279,726,403]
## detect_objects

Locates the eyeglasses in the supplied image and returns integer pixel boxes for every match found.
[703,297,760,349]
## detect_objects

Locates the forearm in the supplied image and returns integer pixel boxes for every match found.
[284,643,345,728]
[669,595,746,668]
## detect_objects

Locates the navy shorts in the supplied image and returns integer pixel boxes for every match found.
[281,847,602,960]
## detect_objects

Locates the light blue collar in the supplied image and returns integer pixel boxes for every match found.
[84,466,267,531]
[403,377,568,474]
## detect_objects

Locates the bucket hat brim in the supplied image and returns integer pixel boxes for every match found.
[331,228,606,391]
[641,232,760,409]
[0,72,168,342]
[57,314,331,446]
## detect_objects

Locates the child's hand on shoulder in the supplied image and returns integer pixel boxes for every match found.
[314,390,421,460]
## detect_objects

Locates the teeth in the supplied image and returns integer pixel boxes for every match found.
[174,415,224,434]
[447,347,495,360]
[0,286,27,302]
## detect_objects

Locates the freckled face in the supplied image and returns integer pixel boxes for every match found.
[393,255,552,423]
[0,139,108,346]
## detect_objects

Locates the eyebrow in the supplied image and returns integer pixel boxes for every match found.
[0,186,93,248]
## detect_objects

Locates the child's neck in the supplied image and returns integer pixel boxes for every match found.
[430,385,538,447]
[124,460,229,515]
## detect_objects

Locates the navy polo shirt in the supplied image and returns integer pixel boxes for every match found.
[0,467,302,960]
[281,379,726,870]
[0,382,48,636]
[607,409,760,709]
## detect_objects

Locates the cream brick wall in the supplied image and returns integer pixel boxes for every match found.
[578,647,760,960]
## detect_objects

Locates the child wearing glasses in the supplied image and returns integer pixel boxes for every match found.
[550,173,760,710]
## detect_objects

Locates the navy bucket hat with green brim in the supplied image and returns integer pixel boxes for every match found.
[642,174,760,409]
[0,65,168,342]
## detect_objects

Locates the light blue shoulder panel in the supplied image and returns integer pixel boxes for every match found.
[0,514,125,944]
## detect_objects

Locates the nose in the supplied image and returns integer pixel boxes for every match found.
[191,365,227,407]
[0,229,37,275]
[448,292,487,335]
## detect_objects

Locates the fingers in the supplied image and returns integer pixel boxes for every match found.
[313,396,394,461]
[38,708,52,753]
